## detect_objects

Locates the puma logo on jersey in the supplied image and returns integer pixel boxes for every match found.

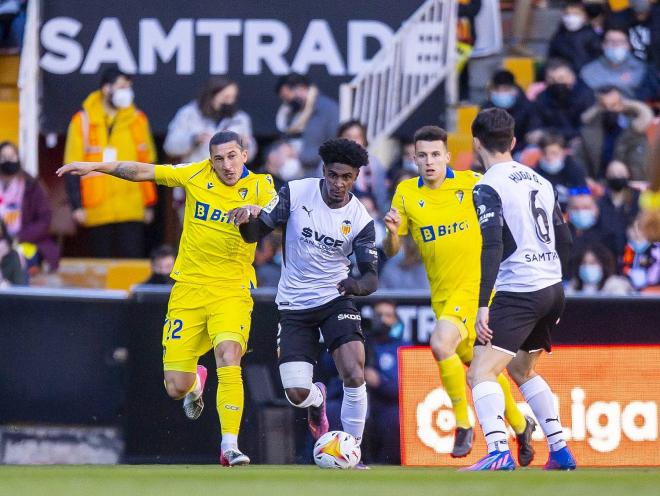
[302,205,313,217]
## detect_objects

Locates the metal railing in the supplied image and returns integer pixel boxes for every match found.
[339,0,458,148]
[18,0,41,178]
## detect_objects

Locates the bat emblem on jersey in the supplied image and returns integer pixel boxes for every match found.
[302,205,313,217]
[455,190,464,203]
[341,220,352,236]
[238,188,248,200]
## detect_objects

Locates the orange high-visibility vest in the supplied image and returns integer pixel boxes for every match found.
[78,110,157,208]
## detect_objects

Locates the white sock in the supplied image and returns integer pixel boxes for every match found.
[221,433,238,453]
[472,381,509,453]
[183,373,202,404]
[341,383,368,444]
[519,375,566,452]
[290,383,324,408]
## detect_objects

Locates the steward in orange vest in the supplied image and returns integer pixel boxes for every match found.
[63,68,157,257]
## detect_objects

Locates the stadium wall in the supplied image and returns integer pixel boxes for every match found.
[0,288,658,464]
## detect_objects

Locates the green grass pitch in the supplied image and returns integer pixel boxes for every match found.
[1,465,658,496]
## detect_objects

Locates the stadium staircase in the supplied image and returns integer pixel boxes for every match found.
[340,0,567,170]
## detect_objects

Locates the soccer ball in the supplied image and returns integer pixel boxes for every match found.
[313,430,361,469]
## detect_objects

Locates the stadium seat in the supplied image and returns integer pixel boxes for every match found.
[0,54,20,143]
[105,261,152,290]
[53,258,151,290]
[0,54,19,86]
[503,57,535,91]
[456,104,479,135]
[447,132,474,171]
[0,101,19,143]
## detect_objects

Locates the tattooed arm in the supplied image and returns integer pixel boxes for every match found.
[56,161,155,182]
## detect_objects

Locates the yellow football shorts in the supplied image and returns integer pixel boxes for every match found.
[162,282,253,373]
[432,289,479,364]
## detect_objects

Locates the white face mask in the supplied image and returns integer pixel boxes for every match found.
[111,87,134,109]
[539,158,565,175]
[562,13,585,32]
[280,157,302,181]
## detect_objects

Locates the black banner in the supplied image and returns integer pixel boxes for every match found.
[2,288,658,462]
[40,1,418,136]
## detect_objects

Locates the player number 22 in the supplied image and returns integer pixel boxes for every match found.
[165,318,183,340]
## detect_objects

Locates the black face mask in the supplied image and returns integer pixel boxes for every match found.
[148,274,174,285]
[288,97,304,114]
[0,161,20,176]
[547,83,572,102]
[607,177,629,192]
[216,103,238,120]
[602,111,621,131]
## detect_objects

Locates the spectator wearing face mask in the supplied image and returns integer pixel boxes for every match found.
[338,120,388,214]
[548,1,602,73]
[566,192,606,278]
[481,69,541,154]
[567,242,634,295]
[363,299,410,464]
[387,137,417,184]
[597,160,641,263]
[141,244,176,286]
[535,133,589,210]
[64,67,157,258]
[165,77,257,226]
[275,73,339,176]
[608,0,660,71]
[0,141,60,272]
[260,140,302,192]
[164,77,256,164]
[573,85,653,180]
[580,27,658,99]
[0,219,27,287]
[622,221,660,291]
[534,59,595,143]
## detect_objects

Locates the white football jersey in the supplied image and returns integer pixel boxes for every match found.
[474,161,562,293]
[260,178,377,310]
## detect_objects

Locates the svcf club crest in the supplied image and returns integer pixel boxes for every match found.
[341,220,352,236]
[455,190,464,203]
[238,188,248,200]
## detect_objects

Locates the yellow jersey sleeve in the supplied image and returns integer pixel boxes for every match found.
[154,161,207,188]
[256,174,278,207]
[391,184,410,236]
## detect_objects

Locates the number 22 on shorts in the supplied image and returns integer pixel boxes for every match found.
[164,318,183,341]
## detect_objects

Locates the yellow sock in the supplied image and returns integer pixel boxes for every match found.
[438,354,470,429]
[216,366,244,436]
[497,373,527,434]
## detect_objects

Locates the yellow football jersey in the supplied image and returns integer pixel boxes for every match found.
[155,160,277,288]
[391,168,482,301]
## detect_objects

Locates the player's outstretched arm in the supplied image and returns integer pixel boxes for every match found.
[382,207,402,257]
[56,161,155,182]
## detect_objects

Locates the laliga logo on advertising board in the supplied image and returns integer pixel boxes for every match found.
[417,387,657,453]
